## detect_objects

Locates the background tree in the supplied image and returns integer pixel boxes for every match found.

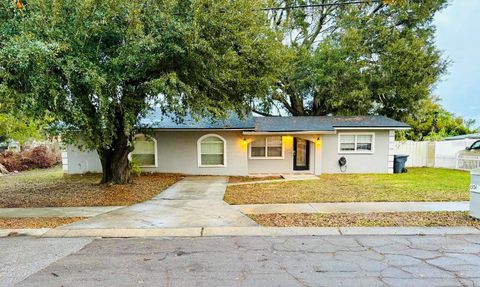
[256,0,449,123]
[0,0,280,184]
[398,97,478,141]
[0,113,43,144]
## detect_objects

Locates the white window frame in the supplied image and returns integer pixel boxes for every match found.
[197,134,227,168]
[249,136,285,160]
[132,134,158,168]
[338,132,375,154]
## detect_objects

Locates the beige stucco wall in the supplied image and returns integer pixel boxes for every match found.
[321,130,390,173]
[65,130,392,175]
[142,131,249,176]
[64,145,102,174]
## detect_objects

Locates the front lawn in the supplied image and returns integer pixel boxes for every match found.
[250,212,480,227]
[225,168,470,204]
[0,167,182,208]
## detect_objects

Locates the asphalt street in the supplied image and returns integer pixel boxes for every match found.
[2,235,480,287]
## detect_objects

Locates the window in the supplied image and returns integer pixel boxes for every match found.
[250,136,284,159]
[470,141,480,150]
[198,134,226,167]
[132,135,157,167]
[338,133,374,153]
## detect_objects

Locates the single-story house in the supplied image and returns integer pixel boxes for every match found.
[62,109,410,176]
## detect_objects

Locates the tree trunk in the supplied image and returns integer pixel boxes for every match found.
[98,131,133,185]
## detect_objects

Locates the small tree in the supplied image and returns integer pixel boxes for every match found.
[0,0,280,183]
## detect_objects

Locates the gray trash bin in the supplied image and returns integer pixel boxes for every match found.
[470,168,480,220]
[393,155,409,174]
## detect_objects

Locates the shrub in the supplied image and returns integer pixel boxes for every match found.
[0,146,60,172]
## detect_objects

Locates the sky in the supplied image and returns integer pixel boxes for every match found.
[433,0,480,127]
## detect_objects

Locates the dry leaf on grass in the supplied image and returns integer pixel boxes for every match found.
[250,212,480,227]
[0,167,183,208]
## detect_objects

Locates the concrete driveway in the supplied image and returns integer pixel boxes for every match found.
[62,176,257,229]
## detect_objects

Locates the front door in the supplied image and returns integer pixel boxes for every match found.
[293,137,310,170]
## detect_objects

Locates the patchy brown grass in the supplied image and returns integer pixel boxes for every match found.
[0,217,86,229]
[228,175,283,184]
[250,212,480,227]
[0,167,183,208]
[225,168,470,204]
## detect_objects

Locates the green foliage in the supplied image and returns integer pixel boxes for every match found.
[0,0,280,182]
[0,113,43,144]
[396,97,477,141]
[258,0,449,124]
[130,158,142,177]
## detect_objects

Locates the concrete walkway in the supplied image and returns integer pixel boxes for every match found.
[60,176,257,229]
[0,206,123,218]
[234,201,470,214]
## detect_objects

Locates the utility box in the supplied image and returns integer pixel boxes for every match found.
[470,168,480,219]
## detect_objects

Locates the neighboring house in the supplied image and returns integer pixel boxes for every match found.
[63,109,409,176]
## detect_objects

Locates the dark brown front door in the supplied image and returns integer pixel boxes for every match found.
[293,138,310,170]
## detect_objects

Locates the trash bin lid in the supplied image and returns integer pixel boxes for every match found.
[394,154,409,158]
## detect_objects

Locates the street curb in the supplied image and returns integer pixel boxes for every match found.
[1,226,480,238]
[0,228,51,237]
[338,226,480,236]
[42,228,202,238]
[202,227,341,236]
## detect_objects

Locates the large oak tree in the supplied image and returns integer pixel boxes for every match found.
[256,0,448,122]
[0,0,280,183]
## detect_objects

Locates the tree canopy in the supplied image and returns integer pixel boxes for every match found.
[0,113,43,144]
[398,97,477,141]
[256,0,449,122]
[0,0,280,183]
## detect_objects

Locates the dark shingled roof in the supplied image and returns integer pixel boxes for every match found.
[137,109,255,129]
[253,116,409,132]
[138,109,409,131]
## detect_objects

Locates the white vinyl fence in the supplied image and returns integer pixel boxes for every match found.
[394,141,435,167]
[394,139,480,170]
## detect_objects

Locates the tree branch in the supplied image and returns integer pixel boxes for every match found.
[252,109,275,117]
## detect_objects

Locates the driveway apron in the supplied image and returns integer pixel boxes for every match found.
[62,176,257,229]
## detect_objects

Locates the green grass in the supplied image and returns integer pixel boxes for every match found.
[225,168,470,204]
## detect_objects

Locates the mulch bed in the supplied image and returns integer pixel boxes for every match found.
[250,212,480,227]
[0,217,86,229]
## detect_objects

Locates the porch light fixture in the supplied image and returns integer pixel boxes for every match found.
[283,136,293,143]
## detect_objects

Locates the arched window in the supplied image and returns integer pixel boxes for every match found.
[197,134,226,167]
[132,134,157,167]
